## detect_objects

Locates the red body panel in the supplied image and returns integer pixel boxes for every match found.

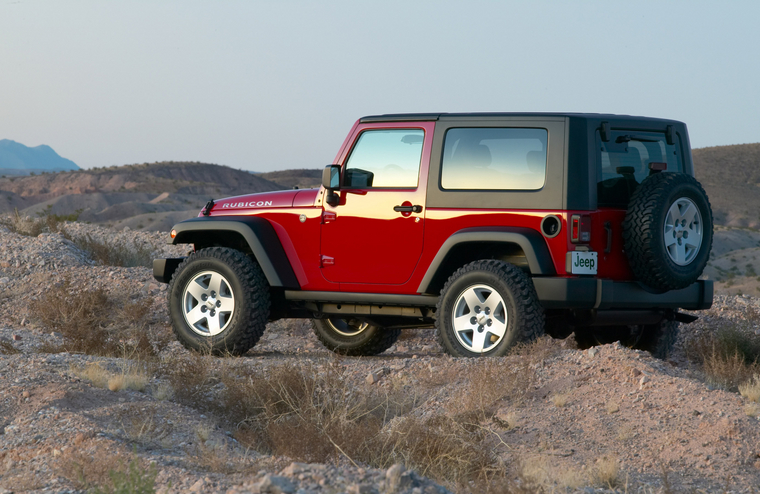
[208,120,638,294]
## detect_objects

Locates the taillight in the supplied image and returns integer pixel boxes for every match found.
[570,214,591,243]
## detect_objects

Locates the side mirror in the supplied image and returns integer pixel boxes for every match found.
[322,164,341,207]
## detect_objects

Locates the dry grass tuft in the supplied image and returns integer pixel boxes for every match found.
[744,402,760,418]
[590,456,620,488]
[520,457,586,491]
[71,362,149,393]
[550,391,571,408]
[739,374,760,402]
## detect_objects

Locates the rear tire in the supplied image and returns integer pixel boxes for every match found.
[436,260,544,357]
[312,318,400,356]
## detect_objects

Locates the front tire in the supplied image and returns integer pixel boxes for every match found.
[312,318,400,356]
[168,247,269,356]
[436,260,544,357]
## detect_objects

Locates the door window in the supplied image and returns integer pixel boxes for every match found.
[343,129,424,188]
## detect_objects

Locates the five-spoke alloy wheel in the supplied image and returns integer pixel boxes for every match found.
[169,247,269,355]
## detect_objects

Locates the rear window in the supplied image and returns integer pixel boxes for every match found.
[597,130,683,207]
[441,128,547,190]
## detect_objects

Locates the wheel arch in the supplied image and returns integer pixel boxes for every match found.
[171,216,300,289]
[417,227,556,295]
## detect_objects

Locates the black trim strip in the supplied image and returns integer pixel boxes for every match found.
[284,291,438,307]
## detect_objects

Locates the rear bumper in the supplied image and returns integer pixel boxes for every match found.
[533,278,713,311]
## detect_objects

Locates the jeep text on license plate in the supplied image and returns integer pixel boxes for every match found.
[571,251,598,275]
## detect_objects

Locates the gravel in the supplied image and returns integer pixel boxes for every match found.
[1,222,760,493]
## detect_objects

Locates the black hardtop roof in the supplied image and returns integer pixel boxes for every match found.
[359,112,685,126]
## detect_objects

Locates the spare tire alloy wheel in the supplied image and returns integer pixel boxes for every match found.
[436,260,544,357]
[624,172,713,291]
[169,247,270,355]
[664,197,703,266]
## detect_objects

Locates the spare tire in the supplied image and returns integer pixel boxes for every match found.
[623,172,713,291]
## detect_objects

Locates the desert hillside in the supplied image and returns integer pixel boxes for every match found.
[1,218,760,493]
[0,162,287,232]
[694,142,760,229]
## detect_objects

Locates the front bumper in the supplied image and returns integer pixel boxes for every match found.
[533,278,713,311]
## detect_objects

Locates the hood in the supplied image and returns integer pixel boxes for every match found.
[207,188,319,215]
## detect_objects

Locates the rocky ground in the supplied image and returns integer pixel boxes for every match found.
[1,221,760,493]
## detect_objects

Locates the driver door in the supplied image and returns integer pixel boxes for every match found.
[320,122,433,285]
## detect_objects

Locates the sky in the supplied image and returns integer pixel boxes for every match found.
[1,0,759,172]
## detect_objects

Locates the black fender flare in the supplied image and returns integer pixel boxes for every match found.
[170,216,299,288]
[417,227,555,294]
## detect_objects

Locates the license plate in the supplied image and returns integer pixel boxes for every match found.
[570,251,598,275]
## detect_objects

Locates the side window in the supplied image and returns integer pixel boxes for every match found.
[440,128,547,190]
[597,131,683,207]
[343,129,424,188]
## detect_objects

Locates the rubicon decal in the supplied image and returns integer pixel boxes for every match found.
[221,201,273,208]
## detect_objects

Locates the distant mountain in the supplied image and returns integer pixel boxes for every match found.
[0,139,79,172]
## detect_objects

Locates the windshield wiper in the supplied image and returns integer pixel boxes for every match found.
[616,134,659,143]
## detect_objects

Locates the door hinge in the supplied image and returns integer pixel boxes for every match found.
[320,255,335,267]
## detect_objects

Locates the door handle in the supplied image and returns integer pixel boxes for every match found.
[393,205,423,213]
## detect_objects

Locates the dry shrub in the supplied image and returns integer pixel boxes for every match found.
[453,358,536,419]
[62,230,153,268]
[30,278,164,359]
[739,374,760,402]
[218,361,396,464]
[376,414,499,487]
[684,325,760,391]
[57,445,138,491]
[0,207,79,237]
[0,339,20,355]
[161,351,217,406]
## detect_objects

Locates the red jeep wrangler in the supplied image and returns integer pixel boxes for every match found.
[154,113,713,358]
